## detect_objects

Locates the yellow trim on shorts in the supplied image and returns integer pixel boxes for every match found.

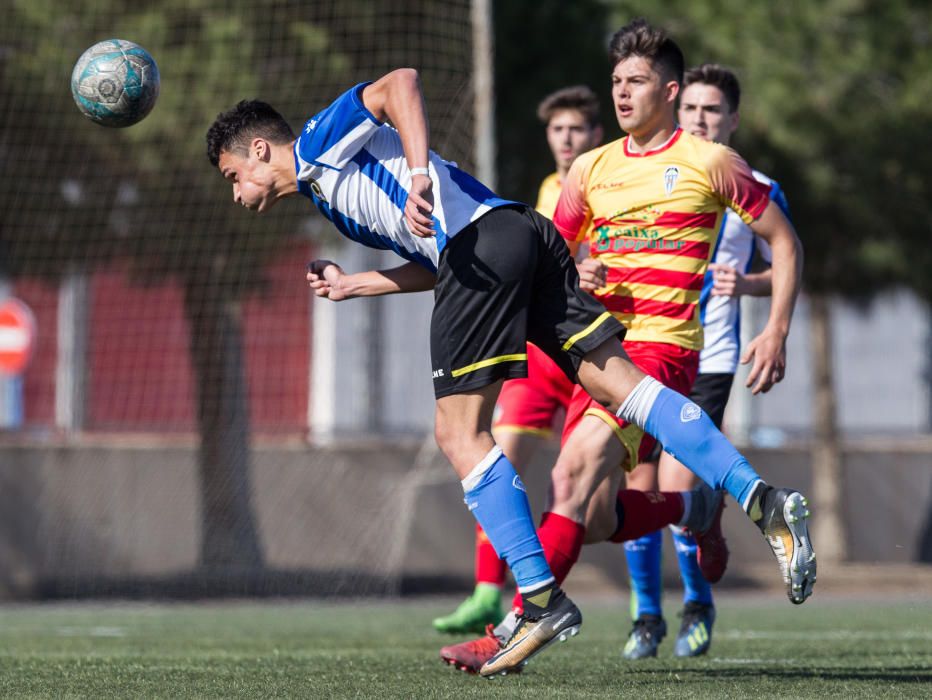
[492,425,553,438]
[583,407,644,473]
[562,311,613,352]
[451,353,527,378]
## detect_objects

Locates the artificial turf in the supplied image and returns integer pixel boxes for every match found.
[0,594,929,698]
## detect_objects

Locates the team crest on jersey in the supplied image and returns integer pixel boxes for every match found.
[663,166,680,196]
[308,178,327,203]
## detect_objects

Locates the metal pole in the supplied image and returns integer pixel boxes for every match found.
[55,268,88,433]
[472,0,496,190]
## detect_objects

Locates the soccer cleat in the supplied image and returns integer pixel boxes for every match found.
[756,487,817,604]
[479,591,582,677]
[622,614,667,660]
[440,624,505,673]
[689,487,729,584]
[432,584,503,635]
[673,602,715,657]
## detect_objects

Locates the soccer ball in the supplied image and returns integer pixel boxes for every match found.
[70,39,160,128]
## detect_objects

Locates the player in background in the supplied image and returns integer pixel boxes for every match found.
[208,65,815,677]
[440,18,812,671]
[552,24,805,662]
[629,63,793,659]
[432,85,603,636]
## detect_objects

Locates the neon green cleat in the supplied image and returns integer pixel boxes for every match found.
[433,583,504,635]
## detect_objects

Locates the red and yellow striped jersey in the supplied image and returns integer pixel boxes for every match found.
[553,129,770,349]
[535,172,562,219]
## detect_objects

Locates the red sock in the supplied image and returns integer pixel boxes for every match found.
[475,523,507,587]
[609,490,685,542]
[511,512,585,613]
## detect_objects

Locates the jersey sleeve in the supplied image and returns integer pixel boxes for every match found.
[706,145,772,225]
[296,82,382,170]
[552,156,593,244]
[768,179,791,219]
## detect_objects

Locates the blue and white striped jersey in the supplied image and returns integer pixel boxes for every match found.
[698,170,790,374]
[293,82,515,272]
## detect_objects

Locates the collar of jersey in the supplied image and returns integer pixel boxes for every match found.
[623,127,683,158]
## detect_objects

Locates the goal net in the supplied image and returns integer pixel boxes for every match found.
[0,0,482,596]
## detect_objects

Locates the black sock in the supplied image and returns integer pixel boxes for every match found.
[521,582,563,618]
[749,484,776,532]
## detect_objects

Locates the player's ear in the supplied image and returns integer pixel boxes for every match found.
[664,80,680,105]
[251,137,272,162]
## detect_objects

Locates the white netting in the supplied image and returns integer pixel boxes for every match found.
[0,0,479,593]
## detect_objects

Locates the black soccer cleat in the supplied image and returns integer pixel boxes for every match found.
[755,487,817,604]
[622,614,667,659]
[479,588,582,677]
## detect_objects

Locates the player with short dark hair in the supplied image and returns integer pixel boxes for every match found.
[609,17,685,85]
[207,64,814,677]
[683,63,741,114]
[440,18,813,671]
[649,62,790,658]
[537,84,602,125]
[551,21,807,661]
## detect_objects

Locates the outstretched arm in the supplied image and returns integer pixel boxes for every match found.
[306,259,436,301]
[361,69,434,237]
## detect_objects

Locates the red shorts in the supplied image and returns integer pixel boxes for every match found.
[561,340,699,469]
[493,343,575,437]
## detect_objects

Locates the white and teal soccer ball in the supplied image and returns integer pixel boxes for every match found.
[70,39,160,128]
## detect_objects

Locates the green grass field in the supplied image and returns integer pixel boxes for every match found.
[0,595,929,698]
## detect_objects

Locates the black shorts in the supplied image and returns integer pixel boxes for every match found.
[689,372,735,429]
[645,371,734,462]
[430,205,625,399]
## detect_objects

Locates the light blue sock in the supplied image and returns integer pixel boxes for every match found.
[624,530,663,617]
[462,447,553,592]
[671,526,713,606]
[620,378,762,506]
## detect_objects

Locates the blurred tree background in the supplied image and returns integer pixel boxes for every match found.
[0,0,476,574]
[0,0,929,574]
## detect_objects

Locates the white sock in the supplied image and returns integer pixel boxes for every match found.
[460,445,503,492]
[617,376,664,427]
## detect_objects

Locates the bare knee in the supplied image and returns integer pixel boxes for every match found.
[433,417,457,459]
[434,415,494,479]
[576,341,645,413]
[550,451,593,509]
[550,424,620,513]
